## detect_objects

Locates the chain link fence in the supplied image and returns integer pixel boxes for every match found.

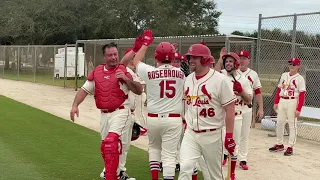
[0,44,88,88]
[254,12,320,142]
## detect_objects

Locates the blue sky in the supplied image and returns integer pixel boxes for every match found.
[215,0,320,35]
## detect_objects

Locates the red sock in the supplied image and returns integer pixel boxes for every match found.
[231,158,237,174]
[192,167,198,180]
[150,161,160,180]
[151,170,158,180]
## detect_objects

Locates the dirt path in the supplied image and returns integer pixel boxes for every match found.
[1,78,320,180]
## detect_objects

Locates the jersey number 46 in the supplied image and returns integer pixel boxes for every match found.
[159,80,176,98]
[200,108,215,117]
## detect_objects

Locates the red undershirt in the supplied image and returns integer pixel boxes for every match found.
[195,71,209,80]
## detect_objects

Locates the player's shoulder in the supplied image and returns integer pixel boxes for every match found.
[281,72,289,77]
[247,68,258,76]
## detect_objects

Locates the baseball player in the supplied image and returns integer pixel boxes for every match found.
[129,30,185,180]
[215,50,253,180]
[178,43,237,180]
[269,57,306,156]
[235,50,263,170]
[70,42,143,180]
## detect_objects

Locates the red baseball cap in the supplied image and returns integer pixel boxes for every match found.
[288,58,301,65]
[238,50,250,59]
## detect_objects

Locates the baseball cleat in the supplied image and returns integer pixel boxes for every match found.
[159,162,163,172]
[119,171,136,180]
[239,161,248,170]
[269,144,284,152]
[284,147,293,156]
[100,168,105,179]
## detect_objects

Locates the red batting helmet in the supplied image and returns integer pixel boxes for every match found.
[222,52,240,69]
[154,42,175,63]
[185,44,214,65]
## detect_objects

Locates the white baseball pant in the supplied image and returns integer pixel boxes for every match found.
[134,92,147,127]
[276,98,298,147]
[179,128,224,180]
[100,108,133,174]
[238,111,253,162]
[147,114,182,177]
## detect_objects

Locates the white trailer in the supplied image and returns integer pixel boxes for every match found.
[54,47,85,79]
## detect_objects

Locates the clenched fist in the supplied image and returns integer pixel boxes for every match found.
[132,35,144,52]
[116,70,130,83]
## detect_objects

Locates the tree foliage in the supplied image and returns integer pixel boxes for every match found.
[0,0,221,45]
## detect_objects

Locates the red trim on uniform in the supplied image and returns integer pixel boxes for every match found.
[102,106,125,113]
[195,71,209,80]
[193,128,216,133]
[222,97,237,106]
[274,88,281,104]
[254,88,261,95]
[296,91,306,112]
[147,113,181,117]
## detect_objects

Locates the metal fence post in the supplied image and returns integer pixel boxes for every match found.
[256,14,262,74]
[33,47,36,83]
[93,42,97,67]
[53,46,56,83]
[75,42,79,91]
[291,14,298,58]
[250,41,255,70]
[3,46,6,77]
[64,44,67,88]
[17,47,20,81]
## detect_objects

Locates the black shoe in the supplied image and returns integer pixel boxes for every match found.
[119,171,135,180]
[175,163,180,172]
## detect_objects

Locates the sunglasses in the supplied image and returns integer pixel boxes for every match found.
[289,63,297,66]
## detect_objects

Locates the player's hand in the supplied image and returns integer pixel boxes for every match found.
[132,35,144,52]
[257,108,264,120]
[295,110,300,117]
[220,47,227,58]
[143,30,154,46]
[116,70,130,83]
[70,106,79,122]
[172,43,178,52]
[232,81,243,94]
[224,133,236,156]
[273,104,278,113]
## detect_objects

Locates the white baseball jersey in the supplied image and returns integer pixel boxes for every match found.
[184,69,236,130]
[128,73,145,110]
[81,66,139,108]
[221,70,252,119]
[237,68,261,113]
[136,62,185,114]
[278,72,306,98]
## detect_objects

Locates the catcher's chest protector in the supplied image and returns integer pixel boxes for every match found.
[92,65,128,109]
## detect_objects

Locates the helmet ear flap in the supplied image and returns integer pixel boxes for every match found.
[200,56,209,65]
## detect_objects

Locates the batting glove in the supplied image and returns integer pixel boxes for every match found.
[132,35,144,52]
[233,81,243,94]
[224,133,236,156]
[143,30,154,46]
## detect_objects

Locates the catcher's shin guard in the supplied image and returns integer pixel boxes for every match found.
[101,132,122,180]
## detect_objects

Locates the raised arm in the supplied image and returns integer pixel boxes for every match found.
[132,30,154,68]
[214,47,227,71]
[120,35,144,66]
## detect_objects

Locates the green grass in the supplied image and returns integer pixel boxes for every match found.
[0,70,86,89]
[0,96,203,179]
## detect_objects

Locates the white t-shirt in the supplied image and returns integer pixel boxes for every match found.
[278,72,306,98]
[221,70,253,118]
[81,66,139,108]
[237,68,261,113]
[136,62,185,114]
[184,69,236,130]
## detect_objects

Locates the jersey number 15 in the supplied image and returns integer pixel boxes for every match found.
[159,80,176,98]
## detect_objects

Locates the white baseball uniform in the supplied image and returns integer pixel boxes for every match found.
[237,68,262,162]
[178,69,236,180]
[82,66,139,173]
[136,62,184,177]
[220,70,252,158]
[129,75,147,127]
[276,72,306,147]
